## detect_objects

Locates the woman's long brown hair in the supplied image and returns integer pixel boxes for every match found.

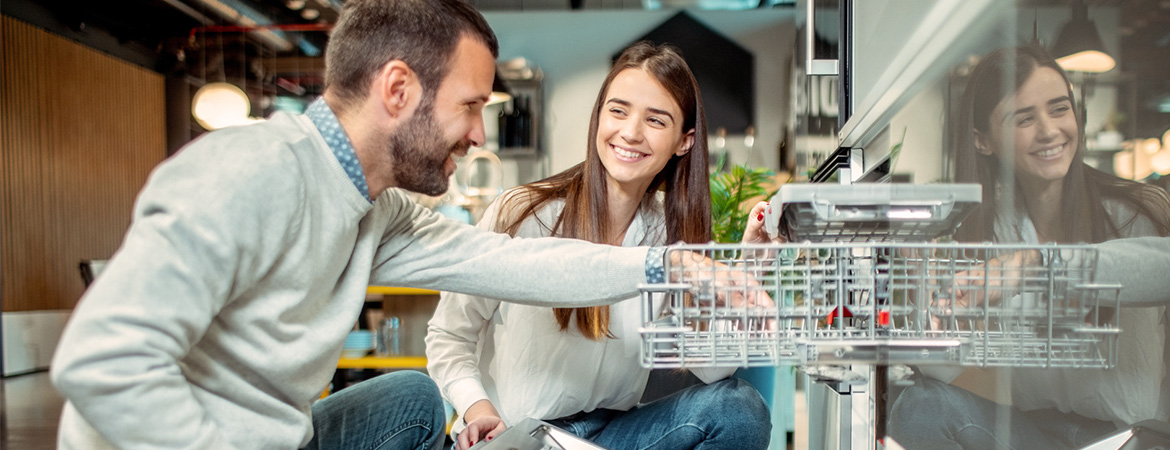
[953,45,1170,244]
[492,41,712,340]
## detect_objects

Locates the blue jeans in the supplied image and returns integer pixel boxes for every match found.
[887,376,1117,450]
[546,378,771,450]
[304,370,445,450]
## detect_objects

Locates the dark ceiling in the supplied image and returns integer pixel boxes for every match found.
[2,0,1168,135]
[4,0,1165,78]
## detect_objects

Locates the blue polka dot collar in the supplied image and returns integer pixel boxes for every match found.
[305,98,372,202]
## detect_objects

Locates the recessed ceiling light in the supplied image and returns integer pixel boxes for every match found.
[301,8,320,20]
[286,0,305,10]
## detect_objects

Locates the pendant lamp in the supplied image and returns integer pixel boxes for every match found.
[1051,0,1115,73]
[192,82,257,130]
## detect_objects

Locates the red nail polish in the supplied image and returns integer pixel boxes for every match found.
[486,436,493,441]
[757,212,764,221]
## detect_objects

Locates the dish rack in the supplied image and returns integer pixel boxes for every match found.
[638,241,1121,369]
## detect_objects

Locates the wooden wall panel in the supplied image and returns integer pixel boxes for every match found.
[2,16,167,312]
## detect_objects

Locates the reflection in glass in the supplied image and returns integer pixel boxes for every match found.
[887,41,1170,449]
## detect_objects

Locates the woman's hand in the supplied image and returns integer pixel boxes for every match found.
[457,400,507,450]
[740,201,785,265]
[741,201,786,245]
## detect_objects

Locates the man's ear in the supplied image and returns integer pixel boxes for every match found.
[675,129,696,157]
[378,60,419,118]
[973,128,994,155]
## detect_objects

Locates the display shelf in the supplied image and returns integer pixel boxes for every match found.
[336,355,427,369]
[366,286,438,296]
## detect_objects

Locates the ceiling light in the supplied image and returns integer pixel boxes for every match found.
[192,82,263,130]
[1114,150,1134,179]
[301,8,320,20]
[286,0,305,10]
[1051,0,1115,73]
[1142,137,1162,155]
[488,92,512,106]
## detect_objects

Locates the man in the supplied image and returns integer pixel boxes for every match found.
[51,1,683,448]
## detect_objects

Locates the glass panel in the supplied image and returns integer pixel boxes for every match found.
[788,0,1170,448]
[860,1,1170,448]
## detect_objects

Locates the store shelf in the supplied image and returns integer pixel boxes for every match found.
[366,286,439,295]
[336,355,427,369]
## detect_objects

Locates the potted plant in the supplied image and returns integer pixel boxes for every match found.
[709,162,778,243]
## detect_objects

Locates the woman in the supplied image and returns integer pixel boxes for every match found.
[426,42,772,450]
[889,45,1170,449]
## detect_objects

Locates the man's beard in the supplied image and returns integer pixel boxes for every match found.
[386,102,469,197]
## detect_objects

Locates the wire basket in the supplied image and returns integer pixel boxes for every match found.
[638,242,1120,369]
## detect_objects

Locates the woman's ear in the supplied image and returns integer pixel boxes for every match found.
[675,129,696,157]
[973,128,994,155]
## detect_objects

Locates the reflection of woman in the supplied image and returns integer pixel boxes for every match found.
[426,42,771,450]
[889,46,1170,449]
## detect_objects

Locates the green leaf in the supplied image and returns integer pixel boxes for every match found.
[709,163,776,243]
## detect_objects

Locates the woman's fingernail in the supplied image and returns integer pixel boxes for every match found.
[757,212,764,221]
[486,436,493,441]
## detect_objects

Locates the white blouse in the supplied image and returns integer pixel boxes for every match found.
[425,189,734,434]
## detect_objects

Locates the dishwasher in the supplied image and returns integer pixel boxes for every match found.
[637,183,1122,450]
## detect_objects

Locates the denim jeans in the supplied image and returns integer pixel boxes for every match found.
[887,376,1118,450]
[304,370,445,450]
[546,378,771,450]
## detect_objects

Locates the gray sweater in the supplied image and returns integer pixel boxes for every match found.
[50,112,650,449]
[997,201,1169,425]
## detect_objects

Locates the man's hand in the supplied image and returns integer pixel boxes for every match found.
[457,400,507,450]
[930,249,1043,331]
[667,246,777,331]
[949,249,1042,309]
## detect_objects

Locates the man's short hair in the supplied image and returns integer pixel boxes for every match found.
[325,0,499,112]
